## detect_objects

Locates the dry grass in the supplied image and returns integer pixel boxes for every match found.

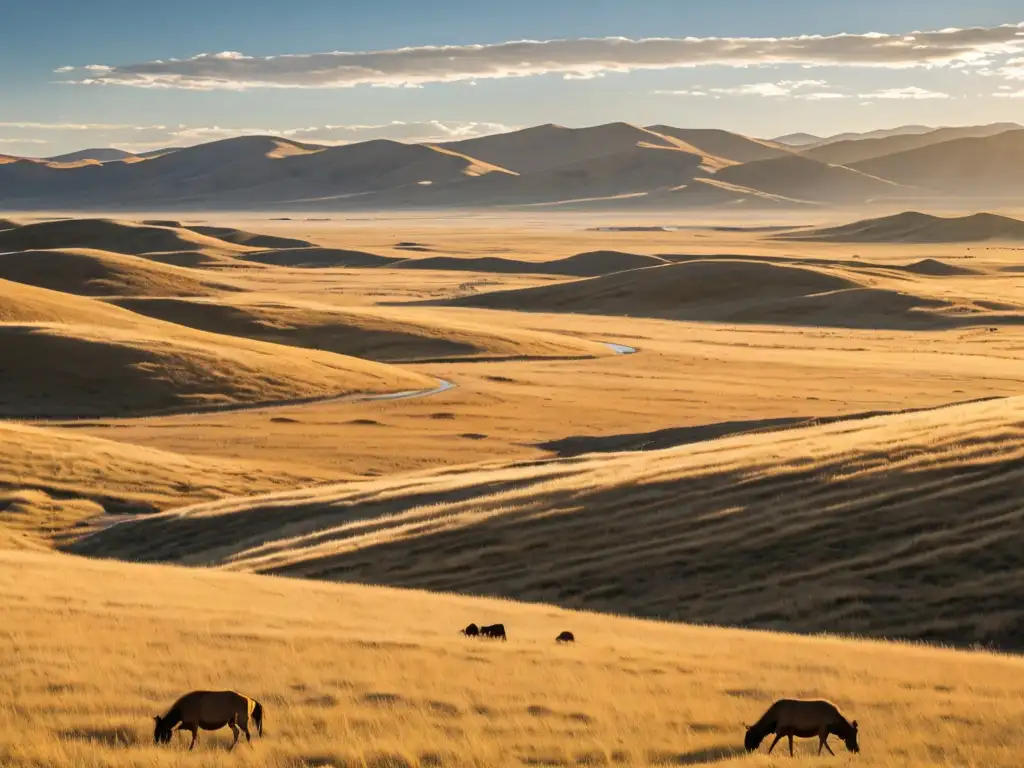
[105,298,615,363]
[5,211,1024,767]
[71,395,1024,650]
[0,247,240,297]
[0,419,330,522]
[4,548,1024,767]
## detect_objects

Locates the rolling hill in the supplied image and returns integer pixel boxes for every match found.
[802,125,1024,167]
[434,122,683,174]
[645,125,793,163]
[0,135,517,209]
[3,121,1021,210]
[0,218,253,265]
[0,279,439,419]
[429,256,1016,330]
[40,148,137,164]
[770,131,823,146]
[9,544,1024,766]
[713,155,910,204]
[0,248,241,296]
[850,130,1024,195]
[107,298,615,362]
[776,211,1024,243]
[67,395,1024,651]
[0,421,324,537]
[389,250,668,276]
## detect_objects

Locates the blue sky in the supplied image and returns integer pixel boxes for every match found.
[2,1,1023,157]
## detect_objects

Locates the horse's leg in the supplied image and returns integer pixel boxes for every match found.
[228,721,240,751]
[767,734,783,754]
[187,725,198,751]
[787,734,794,757]
[817,730,835,756]
[239,710,253,746]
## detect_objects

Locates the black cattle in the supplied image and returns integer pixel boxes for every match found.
[479,623,507,641]
[461,623,480,637]
[555,631,575,644]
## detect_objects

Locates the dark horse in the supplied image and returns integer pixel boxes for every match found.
[154,690,264,751]
[461,623,480,637]
[555,631,575,644]
[480,623,507,641]
[744,699,859,757]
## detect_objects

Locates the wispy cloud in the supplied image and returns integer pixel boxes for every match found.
[54,23,1024,90]
[994,88,1024,97]
[656,80,950,101]
[0,138,49,145]
[860,86,951,99]
[0,121,165,131]
[657,79,831,98]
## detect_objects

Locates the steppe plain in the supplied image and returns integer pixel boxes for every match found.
[3,197,1024,767]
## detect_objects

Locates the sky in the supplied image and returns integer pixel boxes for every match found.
[1,0,1023,157]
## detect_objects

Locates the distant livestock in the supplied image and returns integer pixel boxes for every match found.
[479,623,507,641]
[461,623,480,637]
[744,698,859,757]
[555,631,575,644]
[153,690,264,751]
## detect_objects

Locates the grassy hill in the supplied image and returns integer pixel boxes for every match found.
[0,248,240,296]
[776,211,1024,243]
[69,395,1024,651]
[3,546,1024,766]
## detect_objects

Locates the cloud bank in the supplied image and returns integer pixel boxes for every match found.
[55,23,1024,90]
[655,81,952,100]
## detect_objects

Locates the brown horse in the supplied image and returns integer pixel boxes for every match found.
[153,690,264,751]
[744,699,859,757]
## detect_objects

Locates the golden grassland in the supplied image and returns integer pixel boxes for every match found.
[4,210,1024,766]
[4,548,1024,768]
[71,395,1024,650]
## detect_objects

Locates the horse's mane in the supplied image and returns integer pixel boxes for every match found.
[832,711,856,737]
[748,701,781,738]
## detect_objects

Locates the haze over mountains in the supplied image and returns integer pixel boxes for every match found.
[1,120,1022,212]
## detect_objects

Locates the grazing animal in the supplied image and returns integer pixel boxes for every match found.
[153,690,264,751]
[555,631,575,644]
[461,623,480,637]
[479,623,507,641]
[744,699,859,757]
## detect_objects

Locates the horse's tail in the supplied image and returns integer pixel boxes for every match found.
[251,699,264,737]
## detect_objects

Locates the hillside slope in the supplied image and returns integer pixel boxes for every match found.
[0,218,253,263]
[645,125,793,163]
[714,155,909,203]
[851,130,1024,195]
[0,248,240,296]
[5,547,1024,766]
[435,122,681,174]
[430,257,1011,330]
[70,396,1024,651]
[0,136,516,209]
[802,124,1024,166]
[776,211,1024,243]
[0,279,438,418]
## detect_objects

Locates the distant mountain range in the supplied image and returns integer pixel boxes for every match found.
[1,121,1022,212]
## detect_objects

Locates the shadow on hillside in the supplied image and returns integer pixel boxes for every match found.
[59,726,138,747]
[648,745,746,765]
[68,398,1024,652]
[535,397,1002,458]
